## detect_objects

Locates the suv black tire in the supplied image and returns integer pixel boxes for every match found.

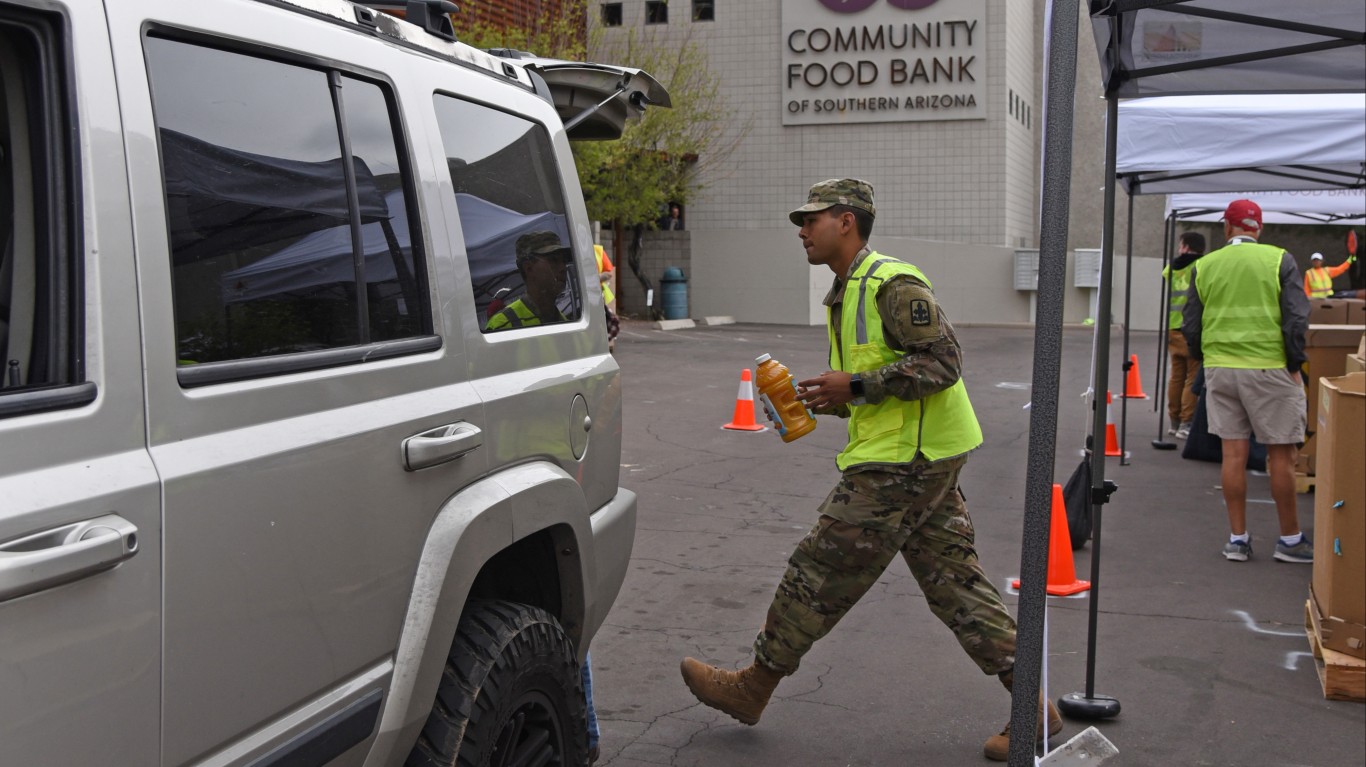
[407,600,587,767]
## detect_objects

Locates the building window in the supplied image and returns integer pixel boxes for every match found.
[693,0,715,21]
[601,3,622,26]
[645,1,668,24]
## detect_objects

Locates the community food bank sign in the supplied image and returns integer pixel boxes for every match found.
[782,0,987,125]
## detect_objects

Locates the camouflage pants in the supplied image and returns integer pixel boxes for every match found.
[753,455,1017,677]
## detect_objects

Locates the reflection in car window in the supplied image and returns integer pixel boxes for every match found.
[432,95,581,333]
[145,37,428,366]
[0,10,79,406]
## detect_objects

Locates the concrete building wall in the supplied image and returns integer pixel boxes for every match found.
[683,229,1163,330]
[1002,0,1040,249]
[608,232,693,318]
[589,1,1173,330]
[594,1,1019,244]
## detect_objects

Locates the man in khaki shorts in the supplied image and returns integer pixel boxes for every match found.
[1183,199,1312,563]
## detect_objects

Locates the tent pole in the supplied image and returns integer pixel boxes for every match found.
[1153,213,1170,416]
[1007,0,1080,762]
[1153,212,1178,450]
[1118,193,1135,466]
[1058,75,1122,725]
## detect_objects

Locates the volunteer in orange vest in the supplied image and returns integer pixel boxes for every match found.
[1303,251,1355,298]
[595,244,620,351]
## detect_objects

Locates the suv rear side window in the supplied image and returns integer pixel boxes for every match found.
[145,37,430,375]
[0,8,89,418]
[432,95,582,334]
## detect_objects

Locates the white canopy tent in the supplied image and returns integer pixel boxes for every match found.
[1115,94,1366,195]
[1169,190,1366,224]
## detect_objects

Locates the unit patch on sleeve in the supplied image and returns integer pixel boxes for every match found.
[910,299,932,326]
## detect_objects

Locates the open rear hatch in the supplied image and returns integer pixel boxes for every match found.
[492,53,672,140]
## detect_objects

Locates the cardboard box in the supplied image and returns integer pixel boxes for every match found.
[1349,353,1366,375]
[1345,298,1365,326]
[1309,585,1366,660]
[1312,373,1366,657]
[1297,434,1317,475]
[1309,300,1349,325]
[1304,325,1366,435]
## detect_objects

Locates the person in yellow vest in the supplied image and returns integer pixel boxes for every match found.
[485,231,571,331]
[1303,251,1355,298]
[678,179,1059,762]
[595,243,620,351]
[1183,199,1312,564]
[1162,231,1206,438]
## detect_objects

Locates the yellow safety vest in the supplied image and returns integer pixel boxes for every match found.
[595,245,615,305]
[1163,264,1192,330]
[485,298,562,331]
[1193,241,1286,369]
[827,253,982,469]
[1306,267,1334,299]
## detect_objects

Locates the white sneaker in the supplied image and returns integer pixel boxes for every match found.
[1174,422,1191,439]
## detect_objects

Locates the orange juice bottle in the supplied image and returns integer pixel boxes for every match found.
[755,354,817,443]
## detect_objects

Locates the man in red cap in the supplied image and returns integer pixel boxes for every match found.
[1182,199,1312,564]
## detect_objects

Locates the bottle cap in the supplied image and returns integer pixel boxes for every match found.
[755,353,772,364]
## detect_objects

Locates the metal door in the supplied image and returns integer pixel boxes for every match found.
[0,2,161,764]
[106,2,489,762]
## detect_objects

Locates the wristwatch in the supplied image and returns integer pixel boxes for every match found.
[848,373,865,402]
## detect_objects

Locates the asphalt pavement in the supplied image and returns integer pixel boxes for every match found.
[588,320,1365,767]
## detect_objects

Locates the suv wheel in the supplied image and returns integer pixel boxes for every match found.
[408,600,587,767]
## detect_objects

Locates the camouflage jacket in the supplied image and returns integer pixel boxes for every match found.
[821,247,964,412]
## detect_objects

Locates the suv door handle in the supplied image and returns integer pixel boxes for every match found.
[0,514,140,603]
[403,422,483,471]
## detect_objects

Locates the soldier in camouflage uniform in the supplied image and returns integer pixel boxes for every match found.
[679,179,1060,761]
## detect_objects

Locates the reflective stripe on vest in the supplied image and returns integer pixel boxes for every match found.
[826,253,982,469]
[1194,242,1286,369]
[1307,267,1333,299]
[486,299,541,331]
[1165,265,1192,330]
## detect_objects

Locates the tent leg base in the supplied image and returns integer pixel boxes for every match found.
[1059,692,1122,720]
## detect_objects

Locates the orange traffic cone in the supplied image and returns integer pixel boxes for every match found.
[1121,354,1148,399]
[1012,484,1092,596]
[1104,391,1122,457]
[723,368,766,431]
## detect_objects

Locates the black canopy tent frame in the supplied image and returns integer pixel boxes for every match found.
[1009,2,1366,763]
[1005,1,1081,763]
[1151,212,1178,449]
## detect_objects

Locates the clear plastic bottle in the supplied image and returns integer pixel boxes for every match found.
[754,354,817,443]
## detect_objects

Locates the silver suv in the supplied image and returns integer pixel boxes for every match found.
[0,1,665,764]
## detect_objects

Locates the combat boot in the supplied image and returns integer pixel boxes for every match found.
[983,671,1064,761]
[679,657,784,725]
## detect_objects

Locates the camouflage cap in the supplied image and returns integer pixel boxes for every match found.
[516,230,571,262]
[788,178,876,225]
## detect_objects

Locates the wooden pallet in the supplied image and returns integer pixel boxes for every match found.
[1294,472,1317,494]
[1304,601,1366,702]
